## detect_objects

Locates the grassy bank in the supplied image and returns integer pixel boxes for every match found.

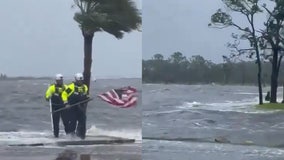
[256,103,284,109]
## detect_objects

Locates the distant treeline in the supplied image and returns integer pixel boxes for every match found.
[0,74,52,81]
[142,52,284,85]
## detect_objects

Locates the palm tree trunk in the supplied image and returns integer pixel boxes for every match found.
[82,31,94,94]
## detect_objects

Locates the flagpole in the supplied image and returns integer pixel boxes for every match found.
[52,98,93,113]
[49,99,54,132]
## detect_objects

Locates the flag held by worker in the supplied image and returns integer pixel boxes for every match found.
[97,86,138,108]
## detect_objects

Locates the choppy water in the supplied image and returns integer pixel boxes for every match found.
[142,84,284,160]
[0,78,141,160]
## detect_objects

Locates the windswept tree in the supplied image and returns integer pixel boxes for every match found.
[73,0,141,92]
[209,0,264,104]
[210,0,284,104]
[153,53,164,60]
[168,52,188,82]
[169,52,187,64]
[260,0,284,103]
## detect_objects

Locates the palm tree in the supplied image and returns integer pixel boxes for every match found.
[73,0,141,93]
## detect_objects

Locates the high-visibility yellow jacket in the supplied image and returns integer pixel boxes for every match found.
[61,82,88,104]
[45,84,67,103]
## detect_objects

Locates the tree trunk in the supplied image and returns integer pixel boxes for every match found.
[82,31,94,94]
[248,14,263,104]
[255,48,263,104]
[270,49,278,103]
[257,62,263,104]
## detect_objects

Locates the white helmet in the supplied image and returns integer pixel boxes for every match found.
[55,73,63,80]
[75,73,83,81]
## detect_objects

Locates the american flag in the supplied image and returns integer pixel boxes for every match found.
[97,86,138,108]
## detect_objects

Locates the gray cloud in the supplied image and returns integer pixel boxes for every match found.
[142,0,267,63]
[0,0,141,78]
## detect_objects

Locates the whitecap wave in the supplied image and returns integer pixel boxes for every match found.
[86,125,141,142]
[177,97,283,113]
[233,92,259,95]
[0,130,56,146]
[0,126,142,146]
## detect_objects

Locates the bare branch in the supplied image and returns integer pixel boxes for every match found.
[231,22,250,33]
[90,2,99,11]
[246,13,252,28]
[263,5,273,16]
[74,0,85,14]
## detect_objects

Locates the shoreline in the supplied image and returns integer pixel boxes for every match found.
[0,77,141,81]
[142,81,265,86]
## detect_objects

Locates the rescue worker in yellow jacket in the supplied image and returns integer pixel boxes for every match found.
[61,73,89,139]
[45,74,69,138]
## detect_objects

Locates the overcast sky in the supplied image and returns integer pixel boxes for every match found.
[0,0,142,78]
[142,0,269,63]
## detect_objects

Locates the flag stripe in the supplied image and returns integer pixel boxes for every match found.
[97,86,138,108]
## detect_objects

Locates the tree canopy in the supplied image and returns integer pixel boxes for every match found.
[143,52,284,86]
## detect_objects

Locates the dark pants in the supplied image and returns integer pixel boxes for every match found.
[66,96,88,139]
[66,104,87,139]
[51,105,69,137]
